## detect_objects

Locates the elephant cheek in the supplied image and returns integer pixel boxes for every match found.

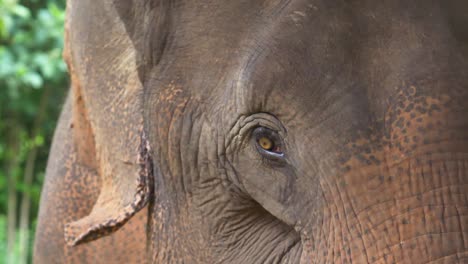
[297,149,468,263]
[298,98,468,262]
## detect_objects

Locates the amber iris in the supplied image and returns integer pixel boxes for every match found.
[258,137,274,151]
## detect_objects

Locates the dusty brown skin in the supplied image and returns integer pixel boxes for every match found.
[34,0,468,263]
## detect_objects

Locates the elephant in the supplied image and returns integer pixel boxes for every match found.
[34,0,468,263]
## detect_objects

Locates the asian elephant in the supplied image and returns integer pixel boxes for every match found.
[34,0,468,263]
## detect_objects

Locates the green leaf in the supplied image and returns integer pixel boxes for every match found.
[23,71,43,88]
[0,48,14,76]
[37,9,53,27]
[15,64,28,77]
[48,3,62,19]
[42,60,55,78]
[12,5,31,18]
[0,18,6,38]
[0,15,13,37]
[32,53,48,66]
[34,135,44,146]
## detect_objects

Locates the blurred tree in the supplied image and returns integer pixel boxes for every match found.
[0,0,68,263]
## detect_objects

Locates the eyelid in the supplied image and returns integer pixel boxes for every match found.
[263,150,285,158]
[225,113,286,155]
[238,113,286,137]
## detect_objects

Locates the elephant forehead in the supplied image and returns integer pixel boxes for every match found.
[235,4,460,109]
[148,1,464,117]
[146,1,468,141]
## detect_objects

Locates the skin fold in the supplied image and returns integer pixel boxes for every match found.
[34,0,468,263]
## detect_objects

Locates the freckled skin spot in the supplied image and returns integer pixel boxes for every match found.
[327,82,468,263]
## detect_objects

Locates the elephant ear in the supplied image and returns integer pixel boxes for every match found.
[113,0,173,81]
[63,0,164,246]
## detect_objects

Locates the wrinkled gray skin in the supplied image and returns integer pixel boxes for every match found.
[35,0,468,263]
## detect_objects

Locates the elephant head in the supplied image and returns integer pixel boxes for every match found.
[36,0,468,263]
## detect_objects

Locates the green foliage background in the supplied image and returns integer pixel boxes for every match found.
[0,0,68,262]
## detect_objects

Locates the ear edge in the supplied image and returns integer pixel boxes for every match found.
[64,202,144,246]
[64,131,153,246]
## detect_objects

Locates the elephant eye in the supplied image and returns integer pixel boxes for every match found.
[253,127,285,160]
